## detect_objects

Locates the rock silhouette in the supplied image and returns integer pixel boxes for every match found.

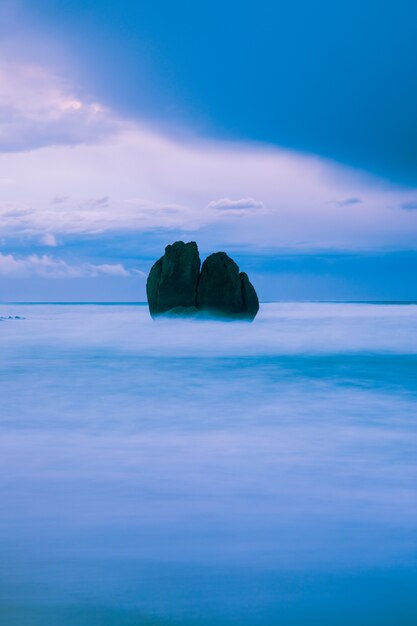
[146,241,200,317]
[196,252,259,319]
[146,241,259,320]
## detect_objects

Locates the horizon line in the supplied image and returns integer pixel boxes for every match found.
[2,300,417,306]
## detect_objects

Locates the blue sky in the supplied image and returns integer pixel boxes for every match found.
[0,0,416,301]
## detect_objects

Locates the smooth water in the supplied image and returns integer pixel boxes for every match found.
[0,303,416,625]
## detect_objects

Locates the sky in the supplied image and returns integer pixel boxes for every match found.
[0,0,417,301]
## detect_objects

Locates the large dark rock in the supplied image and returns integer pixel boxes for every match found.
[146,241,200,317]
[196,252,259,320]
[146,241,259,320]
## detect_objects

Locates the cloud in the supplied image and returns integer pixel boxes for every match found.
[89,263,130,277]
[336,197,362,207]
[131,268,147,278]
[207,197,264,213]
[41,233,58,247]
[0,59,417,255]
[0,61,124,152]
[400,200,417,211]
[0,253,131,278]
[51,195,69,204]
[1,207,34,218]
[2,124,417,252]
[81,196,111,209]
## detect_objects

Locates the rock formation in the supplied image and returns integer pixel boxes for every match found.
[146,241,200,317]
[196,252,259,319]
[146,241,259,320]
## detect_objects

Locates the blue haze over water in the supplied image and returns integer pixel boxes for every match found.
[0,303,416,625]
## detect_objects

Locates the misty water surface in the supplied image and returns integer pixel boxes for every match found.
[0,303,416,625]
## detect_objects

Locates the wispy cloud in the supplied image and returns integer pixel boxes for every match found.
[0,61,124,152]
[400,200,417,211]
[51,195,69,204]
[40,233,58,247]
[83,196,110,209]
[336,197,362,207]
[0,253,131,278]
[207,197,264,213]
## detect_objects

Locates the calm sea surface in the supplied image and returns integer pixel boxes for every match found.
[0,303,416,625]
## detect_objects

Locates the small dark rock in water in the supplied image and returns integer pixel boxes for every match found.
[0,315,25,321]
[146,241,259,320]
[146,241,201,317]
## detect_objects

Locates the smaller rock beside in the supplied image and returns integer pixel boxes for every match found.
[196,252,259,320]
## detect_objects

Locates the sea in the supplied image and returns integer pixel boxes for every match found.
[0,302,416,625]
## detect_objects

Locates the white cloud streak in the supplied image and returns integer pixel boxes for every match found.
[207,197,264,213]
[0,253,131,278]
[335,197,362,207]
